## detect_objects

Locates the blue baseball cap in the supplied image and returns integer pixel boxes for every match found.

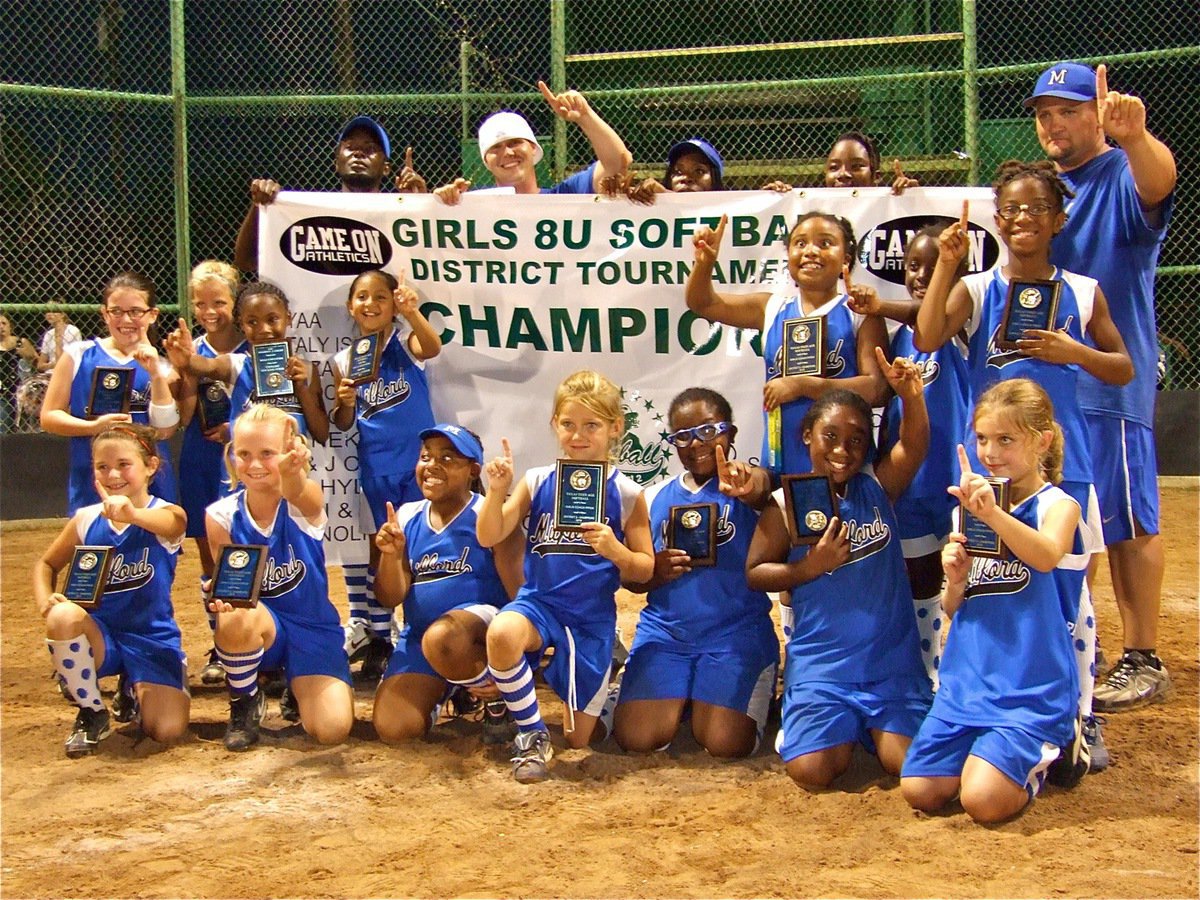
[667,138,724,178]
[419,424,484,465]
[336,115,391,158]
[1024,63,1097,108]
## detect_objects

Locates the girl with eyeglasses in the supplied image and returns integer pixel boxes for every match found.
[915,160,1133,765]
[41,272,180,514]
[615,388,777,759]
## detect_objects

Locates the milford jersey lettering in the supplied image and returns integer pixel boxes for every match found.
[413,546,473,583]
[260,546,306,597]
[358,375,412,420]
[129,383,150,413]
[984,326,1028,369]
[845,508,891,564]
[770,337,847,379]
[105,547,153,593]
[964,556,1031,599]
[528,512,603,557]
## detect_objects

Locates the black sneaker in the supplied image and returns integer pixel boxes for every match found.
[1046,712,1090,789]
[279,684,300,723]
[481,700,516,745]
[224,690,266,752]
[65,706,112,758]
[445,685,482,719]
[112,672,138,724]
[358,638,393,685]
[200,647,225,685]
[259,669,286,698]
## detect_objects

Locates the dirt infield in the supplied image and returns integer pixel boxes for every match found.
[1,486,1196,899]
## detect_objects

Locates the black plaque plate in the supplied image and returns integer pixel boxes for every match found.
[196,380,232,431]
[63,546,114,609]
[998,279,1061,350]
[345,331,383,386]
[553,460,607,532]
[781,316,826,377]
[251,340,294,398]
[666,502,718,566]
[212,544,269,608]
[781,474,839,546]
[86,366,133,419]
[961,476,1011,558]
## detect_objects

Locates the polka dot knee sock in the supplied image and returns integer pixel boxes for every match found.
[912,594,945,691]
[1072,584,1097,719]
[47,636,103,710]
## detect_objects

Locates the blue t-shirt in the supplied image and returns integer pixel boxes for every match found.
[1051,148,1172,426]
[542,162,598,195]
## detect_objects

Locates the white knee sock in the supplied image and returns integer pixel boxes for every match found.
[48,636,104,710]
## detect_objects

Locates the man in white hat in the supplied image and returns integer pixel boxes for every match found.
[435,81,631,202]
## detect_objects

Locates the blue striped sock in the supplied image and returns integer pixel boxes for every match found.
[489,659,545,733]
[365,567,392,639]
[217,646,264,697]
[447,668,492,692]
[343,563,369,623]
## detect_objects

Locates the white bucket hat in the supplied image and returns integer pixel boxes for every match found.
[478,111,544,163]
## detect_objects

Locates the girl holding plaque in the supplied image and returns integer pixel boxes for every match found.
[686,212,889,477]
[34,424,189,758]
[330,269,442,686]
[205,404,352,752]
[615,388,777,758]
[476,370,654,783]
[901,379,1083,823]
[745,353,931,792]
[915,163,1133,766]
[41,271,181,514]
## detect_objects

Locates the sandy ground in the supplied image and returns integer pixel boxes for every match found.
[1,486,1196,899]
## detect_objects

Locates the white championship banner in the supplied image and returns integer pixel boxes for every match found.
[260,187,998,563]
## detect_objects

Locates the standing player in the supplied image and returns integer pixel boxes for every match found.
[1026,62,1177,713]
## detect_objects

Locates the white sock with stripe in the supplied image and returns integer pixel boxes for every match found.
[489,659,545,734]
[217,646,264,697]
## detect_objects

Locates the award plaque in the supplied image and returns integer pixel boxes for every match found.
[251,340,294,398]
[196,380,232,431]
[998,279,1061,350]
[212,544,269,608]
[781,474,839,546]
[345,331,383,385]
[553,460,607,532]
[62,546,113,609]
[781,316,826,377]
[961,476,1012,558]
[666,502,718,566]
[86,366,133,419]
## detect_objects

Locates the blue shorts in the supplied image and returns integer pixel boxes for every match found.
[902,713,1061,800]
[894,494,952,558]
[95,622,187,691]
[776,675,932,762]
[505,597,612,717]
[1087,416,1160,543]
[383,603,499,680]
[261,607,353,685]
[620,640,777,729]
[362,471,422,531]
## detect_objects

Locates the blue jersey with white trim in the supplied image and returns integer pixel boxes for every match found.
[515,464,640,629]
[395,493,508,636]
[332,326,435,479]
[76,497,181,641]
[228,352,309,440]
[639,473,775,653]
[762,291,863,474]
[931,484,1079,745]
[962,267,1096,484]
[180,335,248,485]
[1051,149,1172,426]
[206,490,336,626]
[784,470,925,685]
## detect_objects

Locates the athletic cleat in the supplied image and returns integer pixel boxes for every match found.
[224,690,266,752]
[611,626,629,681]
[1046,712,1089,789]
[444,685,482,720]
[511,729,553,783]
[343,619,371,664]
[358,638,393,685]
[259,669,286,699]
[65,707,112,758]
[279,684,300,723]
[200,647,225,685]
[112,672,138,724]
[1084,715,1109,772]
[1093,651,1170,712]
[481,700,516,745]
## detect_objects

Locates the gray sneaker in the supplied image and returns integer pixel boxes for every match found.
[511,729,553,783]
[481,700,517,745]
[1093,651,1170,712]
[65,706,112,759]
[1084,715,1109,772]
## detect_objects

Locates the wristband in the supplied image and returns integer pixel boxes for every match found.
[148,401,181,428]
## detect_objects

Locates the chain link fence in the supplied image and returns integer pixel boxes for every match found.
[3,1,1197,433]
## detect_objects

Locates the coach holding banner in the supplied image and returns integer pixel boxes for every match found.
[1026,61,1177,712]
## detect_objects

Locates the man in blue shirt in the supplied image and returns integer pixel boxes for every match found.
[1026,62,1177,716]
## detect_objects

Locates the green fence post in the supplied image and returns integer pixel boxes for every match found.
[169,0,192,320]
[962,0,979,185]
[550,0,567,183]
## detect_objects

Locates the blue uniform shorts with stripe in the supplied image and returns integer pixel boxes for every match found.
[260,607,353,686]
[95,621,187,691]
[620,640,778,729]
[383,603,500,680]
[1087,415,1160,543]
[902,713,1061,800]
[181,450,226,539]
[776,675,931,762]
[361,471,423,531]
[894,494,952,558]
[505,597,612,717]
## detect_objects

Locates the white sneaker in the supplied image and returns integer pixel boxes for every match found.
[1093,651,1170,712]
[511,730,553,783]
[342,619,371,663]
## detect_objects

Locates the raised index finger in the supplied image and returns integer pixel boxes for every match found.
[714,443,729,476]
[713,213,728,243]
[1096,64,1108,102]
[956,443,974,477]
[404,146,414,170]
[874,344,891,372]
[536,80,558,105]
[94,479,110,500]
[842,264,853,293]
[501,437,512,460]
[385,500,398,526]
[959,199,969,231]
